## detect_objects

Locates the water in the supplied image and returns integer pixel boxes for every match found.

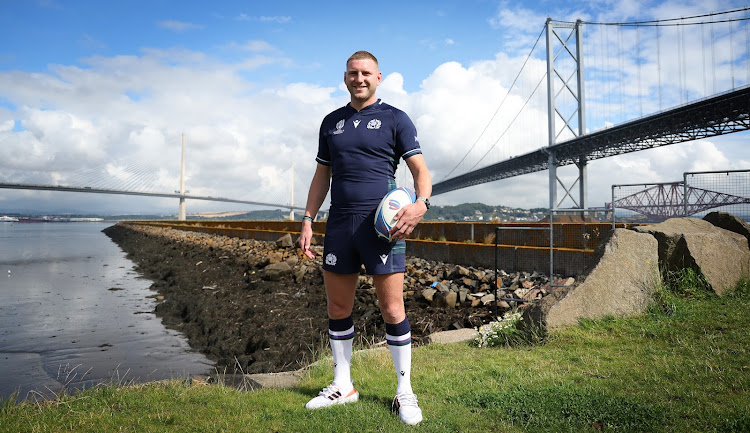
[0,222,214,401]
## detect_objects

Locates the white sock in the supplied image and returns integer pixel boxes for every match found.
[329,324,354,392]
[386,319,413,395]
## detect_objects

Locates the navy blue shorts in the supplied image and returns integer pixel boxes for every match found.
[322,211,406,275]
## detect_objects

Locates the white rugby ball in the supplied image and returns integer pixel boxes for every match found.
[374,187,416,242]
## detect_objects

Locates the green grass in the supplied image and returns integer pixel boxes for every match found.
[2,279,749,433]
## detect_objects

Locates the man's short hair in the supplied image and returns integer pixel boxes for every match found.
[347,51,378,67]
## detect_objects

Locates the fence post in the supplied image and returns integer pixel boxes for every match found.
[549,210,554,280]
[683,172,688,216]
[611,185,616,230]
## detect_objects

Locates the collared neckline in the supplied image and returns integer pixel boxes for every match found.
[347,99,381,113]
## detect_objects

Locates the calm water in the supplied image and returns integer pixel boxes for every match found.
[0,222,214,401]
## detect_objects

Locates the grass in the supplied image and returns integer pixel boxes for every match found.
[1,278,748,432]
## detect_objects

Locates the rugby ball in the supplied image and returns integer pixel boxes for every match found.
[374,187,416,242]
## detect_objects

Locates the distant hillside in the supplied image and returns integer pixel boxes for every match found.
[424,203,548,222]
[191,209,291,221]
[102,204,550,222]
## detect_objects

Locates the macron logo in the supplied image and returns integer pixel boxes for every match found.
[379,254,388,265]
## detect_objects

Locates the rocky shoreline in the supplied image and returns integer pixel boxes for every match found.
[103,223,567,373]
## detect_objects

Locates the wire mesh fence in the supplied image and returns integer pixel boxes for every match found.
[684,170,750,221]
[611,169,750,224]
[547,209,609,277]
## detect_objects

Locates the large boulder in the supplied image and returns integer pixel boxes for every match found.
[635,218,750,295]
[703,211,750,249]
[532,228,660,328]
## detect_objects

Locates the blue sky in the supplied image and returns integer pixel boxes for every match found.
[1,0,507,93]
[0,0,748,215]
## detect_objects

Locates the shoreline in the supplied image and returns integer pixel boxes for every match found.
[103,223,497,373]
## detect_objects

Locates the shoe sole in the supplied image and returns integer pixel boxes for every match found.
[400,413,423,425]
[306,391,359,410]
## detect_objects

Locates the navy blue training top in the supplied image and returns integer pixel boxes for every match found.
[316,99,422,214]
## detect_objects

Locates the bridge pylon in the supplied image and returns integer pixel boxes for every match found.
[178,133,187,221]
[545,18,587,211]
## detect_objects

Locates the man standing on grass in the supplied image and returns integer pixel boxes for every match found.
[298,50,432,425]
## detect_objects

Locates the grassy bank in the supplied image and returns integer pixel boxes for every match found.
[2,279,748,433]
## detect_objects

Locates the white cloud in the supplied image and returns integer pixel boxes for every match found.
[233,40,275,52]
[157,20,203,32]
[236,14,292,24]
[1,0,748,214]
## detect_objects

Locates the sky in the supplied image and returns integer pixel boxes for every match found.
[0,0,748,216]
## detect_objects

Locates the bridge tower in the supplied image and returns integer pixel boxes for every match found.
[544,18,587,211]
[178,133,186,221]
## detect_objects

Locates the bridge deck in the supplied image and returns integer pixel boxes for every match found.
[433,86,750,195]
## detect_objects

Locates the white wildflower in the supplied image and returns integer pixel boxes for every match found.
[474,311,523,348]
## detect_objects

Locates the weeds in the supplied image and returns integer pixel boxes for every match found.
[662,267,713,299]
[483,232,495,245]
[473,311,524,347]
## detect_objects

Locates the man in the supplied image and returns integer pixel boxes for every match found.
[298,50,431,426]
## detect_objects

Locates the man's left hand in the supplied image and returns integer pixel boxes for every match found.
[390,200,427,241]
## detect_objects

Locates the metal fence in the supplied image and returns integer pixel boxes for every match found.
[491,208,609,317]
[611,169,750,225]
[684,170,750,220]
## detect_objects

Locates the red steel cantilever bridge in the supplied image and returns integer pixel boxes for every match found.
[607,179,750,220]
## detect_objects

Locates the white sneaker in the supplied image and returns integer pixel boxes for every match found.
[392,392,423,425]
[305,384,359,410]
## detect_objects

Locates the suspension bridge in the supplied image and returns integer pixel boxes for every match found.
[1,8,749,220]
[433,9,750,216]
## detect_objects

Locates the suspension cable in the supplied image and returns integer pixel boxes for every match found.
[466,72,547,173]
[439,24,546,181]
[559,6,750,26]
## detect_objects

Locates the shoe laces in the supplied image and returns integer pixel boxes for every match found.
[392,392,418,411]
[318,384,340,398]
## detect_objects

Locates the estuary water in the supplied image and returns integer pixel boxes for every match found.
[0,222,214,401]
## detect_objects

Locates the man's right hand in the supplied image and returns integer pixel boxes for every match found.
[299,222,316,259]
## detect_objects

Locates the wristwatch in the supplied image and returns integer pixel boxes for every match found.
[417,197,430,209]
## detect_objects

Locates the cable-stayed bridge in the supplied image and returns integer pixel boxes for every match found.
[2,8,749,219]
[0,182,305,212]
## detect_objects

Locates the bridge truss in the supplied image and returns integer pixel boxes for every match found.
[608,181,750,220]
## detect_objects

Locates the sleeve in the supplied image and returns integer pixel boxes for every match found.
[315,117,331,166]
[393,109,422,161]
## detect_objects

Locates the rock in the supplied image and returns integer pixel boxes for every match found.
[635,218,750,295]
[537,228,660,328]
[436,281,451,293]
[457,265,470,276]
[480,293,495,305]
[358,275,373,289]
[703,211,750,249]
[275,233,294,248]
[261,261,292,281]
[445,291,458,307]
[427,328,478,344]
[459,288,469,303]
[268,251,284,264]
[497,300,510,310]
[294,265,308,284]
[421,288,437,302]
[285,255,299,267]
